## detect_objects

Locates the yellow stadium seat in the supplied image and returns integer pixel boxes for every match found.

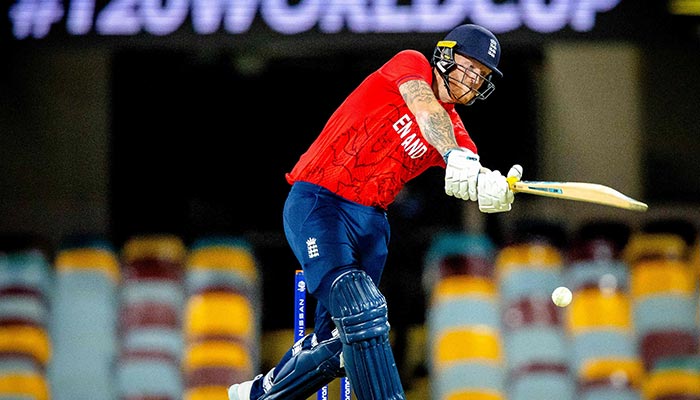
[434,327,502,365]
[0,372,49,400]
[579,357,645,388]
[643,368,700,399]
[495,244,562,281]
[630,259,695,298]
[183,340,252,372]
[566,288,631,334]
[624,233,687,265]
[0,325,51,366]
[185,292,253,339]
[445,389,505,400]
[432,276,497,301]
[122,234,186,263]
[187,247,257,282]
[54,247,120,282]
[185,385,228,400]
[690,240,700,280]
[261,330,295,371]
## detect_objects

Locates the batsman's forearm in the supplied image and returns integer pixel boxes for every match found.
[414,109,460,156]
[399,79,459,156]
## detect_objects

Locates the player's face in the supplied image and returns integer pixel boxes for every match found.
[447,54,493,105]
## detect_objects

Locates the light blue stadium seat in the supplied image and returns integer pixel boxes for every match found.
[0,251,52,298]
[48,270,118,400]
[428,296,500,332]
[121,327,184,362]
[504,326,569,372]
[507,370,575,400]
[0,293,46,326]
[579,387,641,400]
[570,330,637,374]
[564,260,629,292]
[499,268,562,304]
[0,357,40,375]
[120,280,185,310]
[116,358,183,399]
[190,236,253,252]
[424,232,495,267]
[633,294,697,339]
[185,268,254,296]
[432,361,505,400]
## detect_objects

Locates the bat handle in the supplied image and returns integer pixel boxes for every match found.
[506,176,520,190]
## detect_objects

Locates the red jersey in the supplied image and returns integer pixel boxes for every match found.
[285,50,477,209]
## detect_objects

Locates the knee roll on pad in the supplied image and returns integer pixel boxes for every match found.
[329,270,405,400]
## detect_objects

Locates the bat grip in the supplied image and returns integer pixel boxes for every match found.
[506,176,519,190]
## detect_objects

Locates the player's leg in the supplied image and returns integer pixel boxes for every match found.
[328,269,405,399]
[228,331,343,400]
[279,182,405,398]
[229,182,351,400]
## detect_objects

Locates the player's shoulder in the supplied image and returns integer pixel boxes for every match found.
[381,49,431,75]
[391,49,430,65]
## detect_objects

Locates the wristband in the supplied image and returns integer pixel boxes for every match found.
[443,148,479,164]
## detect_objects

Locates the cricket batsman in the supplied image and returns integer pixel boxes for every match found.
[229,23,522,400]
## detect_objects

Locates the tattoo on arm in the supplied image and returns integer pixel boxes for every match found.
[399,80,459,156]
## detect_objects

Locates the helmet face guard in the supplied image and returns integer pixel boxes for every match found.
[432,41,496,105]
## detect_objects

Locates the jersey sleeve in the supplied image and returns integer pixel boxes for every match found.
[378,50,433,87]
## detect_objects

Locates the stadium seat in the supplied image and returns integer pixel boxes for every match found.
[643,368,700,400]
[117,234,187,400]
[0,372,49,400]
[184,291,254,340]
[564,259,629,294]
[639,331,698,372]
[423,232,496,295]
[49,241,120,400]
[507,369,575,400]
[116,354,183,399]
[624,233,687,265]
[432,361,505,400]
[503,326,568,373]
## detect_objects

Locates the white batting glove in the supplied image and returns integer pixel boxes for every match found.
[444,148,481,201]
[477,164,523,213]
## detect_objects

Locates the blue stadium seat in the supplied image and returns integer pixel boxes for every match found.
[504,326,569,372]
[116,357,183,399]
[432,361,505,400]
[508,370,575,400]
[49,243,120,400]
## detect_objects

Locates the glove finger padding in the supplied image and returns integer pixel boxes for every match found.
[507,164,523,181]
[504,164,523,205]
[444,148,481,201]
[477,169,512,213]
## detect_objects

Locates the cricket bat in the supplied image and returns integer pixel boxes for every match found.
[507,177,648,212]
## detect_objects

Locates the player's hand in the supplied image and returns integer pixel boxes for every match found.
[444,148,481,201]
[477,164,523,213]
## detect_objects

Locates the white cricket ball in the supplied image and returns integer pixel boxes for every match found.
[551,286,573,307]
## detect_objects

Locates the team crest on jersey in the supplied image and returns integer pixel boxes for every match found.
[306,237,319,258]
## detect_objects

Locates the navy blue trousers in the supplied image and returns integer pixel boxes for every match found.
[283,181,390,340]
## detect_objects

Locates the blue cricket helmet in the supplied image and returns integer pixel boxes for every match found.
[441,24,502,78]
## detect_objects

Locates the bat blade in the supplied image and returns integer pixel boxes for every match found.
[510,180,648,212]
